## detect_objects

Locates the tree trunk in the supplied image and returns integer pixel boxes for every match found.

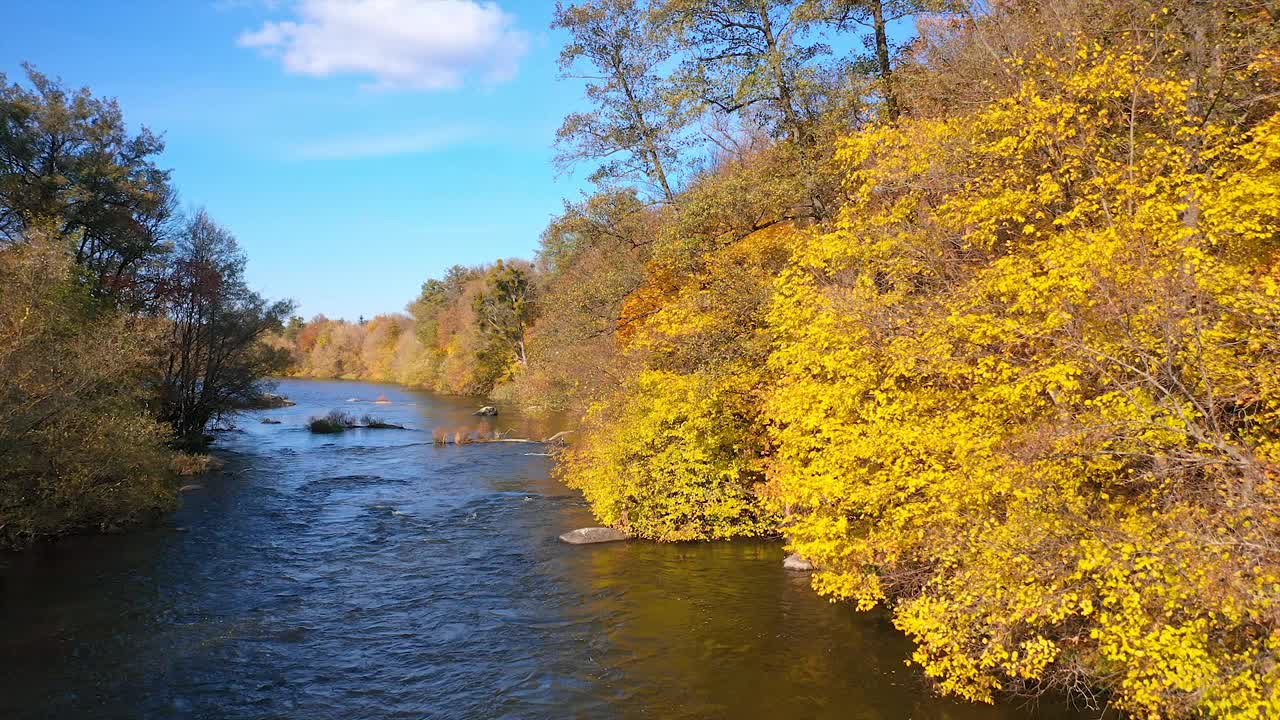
[613,48,676,203]
[758,3,808,144]
[872,0,898,121]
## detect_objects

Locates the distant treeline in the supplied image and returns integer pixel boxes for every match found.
[276,0,1280,716]
[1,66,291,547]
[271,260,538,398]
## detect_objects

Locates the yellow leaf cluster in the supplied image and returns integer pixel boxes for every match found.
[559,369,777,541]
[766,39,1280,717]
[558,223,793,541]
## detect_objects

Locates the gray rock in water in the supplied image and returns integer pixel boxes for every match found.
[559,527,629,544]
[261,418,282,425]
[473,406,499,416]
[783,553,814,571]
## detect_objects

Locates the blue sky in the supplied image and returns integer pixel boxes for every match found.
[1,1,910,320]
[1,0,587,320]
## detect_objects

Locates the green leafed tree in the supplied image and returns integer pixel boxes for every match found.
[654,0,833,143]
[0,65,175,305]
[515,190,656,410]
[156,210,293,446]
[553,0,691,203]
[473,259,538,370]
[802,0,951,120]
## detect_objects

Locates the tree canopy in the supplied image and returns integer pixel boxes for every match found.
[0,68,290,545]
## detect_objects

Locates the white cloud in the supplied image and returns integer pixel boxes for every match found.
[290,126,477,159]
[238,0,529,91]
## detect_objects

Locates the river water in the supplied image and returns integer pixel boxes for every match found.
[0,379,1098,719]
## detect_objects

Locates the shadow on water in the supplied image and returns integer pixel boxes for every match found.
[0,379,1107,720]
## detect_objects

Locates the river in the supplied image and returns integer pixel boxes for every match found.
[0,379,1099,719]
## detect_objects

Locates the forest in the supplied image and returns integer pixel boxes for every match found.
[0,68,293,546]
[268,0,1280,716]
[4,0,1279,716]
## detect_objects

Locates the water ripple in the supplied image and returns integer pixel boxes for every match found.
[0,380,1100,720]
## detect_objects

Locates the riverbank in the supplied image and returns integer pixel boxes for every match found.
[0,379,1102,720]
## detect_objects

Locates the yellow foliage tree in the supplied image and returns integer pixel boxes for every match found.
[561,369,777,541]
[766,35,1280,718]
[560,216,796,541]
[0,229,173,547]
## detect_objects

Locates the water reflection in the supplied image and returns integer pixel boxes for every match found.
[0,379,1100,720]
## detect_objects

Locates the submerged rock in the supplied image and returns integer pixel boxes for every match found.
[558,527,629,545]
[783,553,813,571]
[473,406,499,416]
[261,418,282,425]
